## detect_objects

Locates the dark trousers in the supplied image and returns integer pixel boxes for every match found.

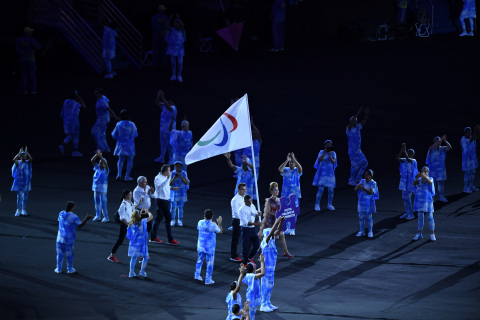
[111,223,127,254]
[231,218,241,259]
[152,198,173,241]
[242,227,260,264]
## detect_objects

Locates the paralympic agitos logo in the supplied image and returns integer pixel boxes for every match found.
[197,113,238,147]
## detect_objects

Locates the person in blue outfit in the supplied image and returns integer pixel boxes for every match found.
[151,4,168,68]
[165,15,186,82]
[426,135,452,202]
[459,0,476,36]
[225,153,257,200]
[396,143,418,220]
[227,302,249,320]
[242,254,265,320]
[347,107,369,185]
[354,169,379,238]
[55,201,92,274]
[169,118,193,168]
[412,166,436,241]
[260,216,284,313]
[16,27,40,94]
[269,0,286,52]
[278,152,302,235]
[461,125,479,193]
[111,109,138,181]
[91,88,118,153]
[91,150,110,222]
[127,208,153,277]
[154,89,177,164]
[194,209,222,285]
[170,161,190,227]
[226,265,246,318]
[12,147,33,216]
[59,90,86,157]
[102,20,118,79]
[313,140,337,211]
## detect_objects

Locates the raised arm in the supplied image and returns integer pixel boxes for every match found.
[442,135,452,151]
[23,146,33,163]
[396,143,407,161]
[278,153,290,173]
[254,254,265,279]
[155,89,173,112]
[91,151,99,166]
[266,216,285,243]
[224,152,237,171]
[348,107,363,130]
[232,264,245,301]
[290,152,303,173]
[107,106,119,122]
[76,94,86,110]
[216,215,223,234]
[13,147,23,164]
[361,106,370,127]
[242,155,254,170]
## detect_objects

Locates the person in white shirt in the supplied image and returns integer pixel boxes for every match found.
[238,194,262,264]
[230,183,246,262]
[133,176,155,211]
[152,164,180,245]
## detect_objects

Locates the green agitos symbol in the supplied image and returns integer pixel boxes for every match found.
[197,112,238,147]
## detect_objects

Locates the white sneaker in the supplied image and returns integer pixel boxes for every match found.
[464,187,472,193]
[15,210,21,217]
[314,204,320,211]
[356,231,365,237]
[124,176,133,181]
[260,305,273,312]
[471,186,479,191]
[177,75,183,82]
[101,217,109,223]
[228,226,233,231]
[170,75,176,81]
[440,196,448,202]
[468,31,474,36]
[367,231,373,238]
[289,229,295,236]
[139,270,147,277]
[406,214,415,220]
[430,234,436,241]
[400,213,408,219]
[54,267,62,273]
[71,151,83,157]
[205,279,215,285]
[104,73,114,79]
[178,219,183,227]
[194,275,203,281]
[459,30,468,36]
[170,220,175,227]
[269,304,278,310]
[129,271,137,278]
[58,144,64,155]
[327,205,335,211]
[93,216,101,221]
[21,210,27,216]
[67,268,77,274]
[413,233,423,241]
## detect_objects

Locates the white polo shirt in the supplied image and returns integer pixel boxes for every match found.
[230,193,244,219]
[238,203,258,228]
[133,185,152,210]
[154,173,171,200]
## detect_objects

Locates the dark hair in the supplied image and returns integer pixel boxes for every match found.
[204,209,213,219]
[161,164,170,174]
[245,263,254,273]
[120,109,129,121]
[232,304,240,314]
[94,87,103,94]
[68,90,78,99]
[66,201,75,212]
[237,183,246,189]
[244,194,251,200]
[121,189,132,202]
[230,281,237,291]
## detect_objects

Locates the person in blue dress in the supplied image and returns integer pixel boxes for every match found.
[313,140,337,211]
[154,89,177,164]
[412,166,436,241]
[225,153,257,200]
[459,0,476,36]
[242,254,265,320]
[278,152,302,235]
[59,90,86,157]
[151,4,168,68]
[91,88,118,153]
[55,201,92,274]
[111,109,138,181]
[165,15,186,82]
[194,209,222,285]
[396,143,418,220]
[91,150,110,222]
[226,265,246,319]
[12,147,33,216]
[260,216,284,313]
[127,208,153,277]
[347,107,369,185]
[354,169,379,238]
[461,125,479,193]
[169,118,193,168]
[170,161,190,227]
[102,20,117,79]
[426,135,452,202]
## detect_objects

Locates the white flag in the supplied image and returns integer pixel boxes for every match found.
[185,94,252,165]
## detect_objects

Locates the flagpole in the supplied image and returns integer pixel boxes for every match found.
[245,95,260,211]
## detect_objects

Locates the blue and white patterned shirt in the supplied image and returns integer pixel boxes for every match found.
[61,99,81,134]
[11,160,32,192]
[357,179,379,214]
[197,219,221,254]
[112,120,138,156]
[281,167,302,202]
[399,159,418,192]
[461,136,478,171]
[56,210,81,245]
[426,146,447,181]
[92,163,109,192]
[160,104,177,133]
[313,150,337,188]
